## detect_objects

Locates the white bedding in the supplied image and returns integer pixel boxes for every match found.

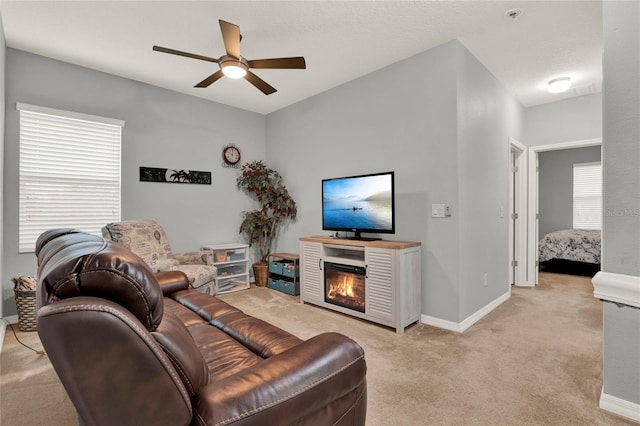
[538,229,601,264]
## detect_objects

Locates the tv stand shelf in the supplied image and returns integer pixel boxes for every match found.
[299,236,421,334]
[323,243,365,267]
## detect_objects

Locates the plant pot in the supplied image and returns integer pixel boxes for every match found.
[253,261,269,287]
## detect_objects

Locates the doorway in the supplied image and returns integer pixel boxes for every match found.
[526,138,602,284]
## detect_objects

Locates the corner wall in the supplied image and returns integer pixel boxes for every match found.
[0,12,5,319]
[598,0,640,416]
[267,41,461,322]
[455,42,524,320]
[2,49,265,316]
[267,40,523,325]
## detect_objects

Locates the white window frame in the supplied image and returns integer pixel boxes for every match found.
[573,161,602,230]
[17,103,124,253]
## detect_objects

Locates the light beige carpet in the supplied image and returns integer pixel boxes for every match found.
[1,272,635,425]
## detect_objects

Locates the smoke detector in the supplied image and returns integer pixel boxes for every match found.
[504,8,523,21]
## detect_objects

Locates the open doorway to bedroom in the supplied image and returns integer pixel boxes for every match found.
[527,139,602,285]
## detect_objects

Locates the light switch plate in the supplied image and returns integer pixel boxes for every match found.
[432,204,445,218]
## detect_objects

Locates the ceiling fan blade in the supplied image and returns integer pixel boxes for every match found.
[153,46,219,63]
[247,57,306,69]
[194,70,225,88]
[219,20,241,59]
[244,71,277,95]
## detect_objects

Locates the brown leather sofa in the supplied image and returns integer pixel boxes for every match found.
[35,229,367,426]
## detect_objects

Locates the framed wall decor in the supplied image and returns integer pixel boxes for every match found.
[140,167,211,185]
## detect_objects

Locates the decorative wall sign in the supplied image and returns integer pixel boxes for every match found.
[140,167,211,185]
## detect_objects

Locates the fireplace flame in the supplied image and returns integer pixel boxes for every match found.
[327,275,356,299]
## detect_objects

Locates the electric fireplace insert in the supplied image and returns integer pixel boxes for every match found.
[324,262,366,313]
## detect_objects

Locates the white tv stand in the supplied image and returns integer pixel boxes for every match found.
[299,236,421,334]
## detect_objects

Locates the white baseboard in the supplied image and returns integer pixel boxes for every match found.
[3,315,19,324]
[420,314,462,332]
[421,291,510,333]
[0,316,19,354]
[0,321,5,353]
[600,389,640,422]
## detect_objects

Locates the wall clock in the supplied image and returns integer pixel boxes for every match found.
[222,144,241,168]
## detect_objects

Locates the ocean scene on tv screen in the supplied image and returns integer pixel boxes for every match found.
[323,174,393,231]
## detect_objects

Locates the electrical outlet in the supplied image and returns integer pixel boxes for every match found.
[483,273,488,287]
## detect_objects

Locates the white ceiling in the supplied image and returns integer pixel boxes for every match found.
[0,1,602,115]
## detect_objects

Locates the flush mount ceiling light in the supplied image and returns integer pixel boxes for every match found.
[548,77,572,93]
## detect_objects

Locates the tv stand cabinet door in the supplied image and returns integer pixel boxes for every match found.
[300,241,323,303]
[364,247,395,324]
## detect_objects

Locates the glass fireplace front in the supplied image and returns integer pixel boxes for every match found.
[324,262,366,313]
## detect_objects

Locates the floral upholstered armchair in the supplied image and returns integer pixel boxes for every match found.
[102,220,217,294]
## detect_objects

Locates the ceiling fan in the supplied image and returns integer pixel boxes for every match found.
[153,19,306,95]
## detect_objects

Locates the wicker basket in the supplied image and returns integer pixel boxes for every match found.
[253,262,269,287]
[14,289,37,332]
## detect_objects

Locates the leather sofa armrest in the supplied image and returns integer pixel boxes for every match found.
[193,332,367,425]
[173,250,214,266]
[156,271,190,295]
[37,296,193,426]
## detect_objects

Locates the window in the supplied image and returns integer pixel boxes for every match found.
[573,162,602,230]
[18,103,124,252]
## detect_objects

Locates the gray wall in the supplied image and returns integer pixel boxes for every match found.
[266,41,460,322]
[601,0,640,406]
[0,13,5,318]
[2,48,266,315]
[524,93,602,146]
[538,146,602,238]
[266,40,523,323]
[602,2,640,277]
[455,42,524,319]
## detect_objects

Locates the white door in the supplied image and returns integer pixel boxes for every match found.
[509,149,518,284]
[509,138,529,286]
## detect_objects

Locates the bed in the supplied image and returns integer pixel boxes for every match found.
[538,229,601,275]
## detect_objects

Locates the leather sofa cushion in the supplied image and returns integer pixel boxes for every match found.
[35,229,164,331]
[169,290,303,358]
[152,310,209,396]
[163,297,265,382]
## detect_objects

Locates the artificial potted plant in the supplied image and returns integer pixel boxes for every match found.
[237,160,297,286]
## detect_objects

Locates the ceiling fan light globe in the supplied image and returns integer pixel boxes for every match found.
[221,63,247,79]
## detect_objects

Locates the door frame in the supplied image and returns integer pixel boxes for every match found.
[526,138,602,284]
[509,137,528,286]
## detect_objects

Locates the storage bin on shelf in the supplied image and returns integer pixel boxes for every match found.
[267,253,299,296]
[268,277,300,296]
[268,260,298,278]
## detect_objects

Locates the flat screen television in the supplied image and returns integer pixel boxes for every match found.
[322,171,395,240]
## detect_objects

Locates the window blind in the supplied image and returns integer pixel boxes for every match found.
[573,162,602,230]
[18,104,123,252]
